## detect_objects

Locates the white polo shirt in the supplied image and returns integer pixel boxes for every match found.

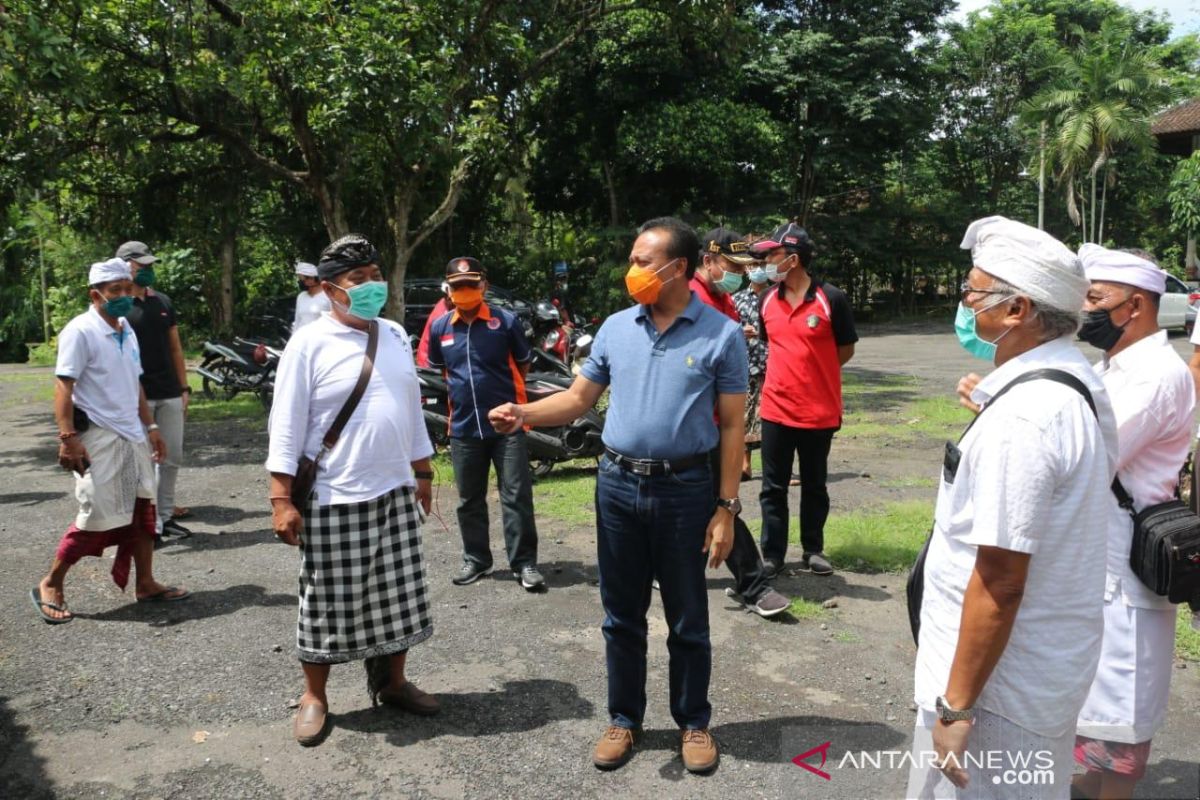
[266,315,434,505]
[1096,330,1195,609]
[914,336,1118,738]
[294,291,331,330]
[55,306,145,443]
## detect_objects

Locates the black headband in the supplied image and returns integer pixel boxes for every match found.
[318,234,381,280]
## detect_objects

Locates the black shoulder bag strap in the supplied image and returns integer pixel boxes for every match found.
[322,320,378,450]
[906,367,1099,645]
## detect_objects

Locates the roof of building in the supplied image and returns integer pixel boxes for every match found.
[1153,98,1200,137]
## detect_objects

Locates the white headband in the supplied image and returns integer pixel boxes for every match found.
[961,216,1086,313]
[88,257,131,286]
[1079,244,1166,295]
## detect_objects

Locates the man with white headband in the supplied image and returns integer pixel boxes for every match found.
[293,260,330,330]
[909,216,1118,798]
[1072,244,1194,800]
[32,259,189,625]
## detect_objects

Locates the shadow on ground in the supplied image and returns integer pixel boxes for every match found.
[0,694,55,799]
[75,584,293,626]
[334,678,595,745]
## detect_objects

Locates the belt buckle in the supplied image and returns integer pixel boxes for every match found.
[629,459,652,476]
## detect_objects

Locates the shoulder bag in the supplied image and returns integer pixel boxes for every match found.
[290,320,378,506]
[905,368,1101,644]
[1112,474,1200,604]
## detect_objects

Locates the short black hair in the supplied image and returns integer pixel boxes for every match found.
[638,217,700,278]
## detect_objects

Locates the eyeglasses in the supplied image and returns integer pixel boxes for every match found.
[959,281,1009,303]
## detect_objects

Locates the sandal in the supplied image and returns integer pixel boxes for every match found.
[30,586,74,624]
[136,586,190,603]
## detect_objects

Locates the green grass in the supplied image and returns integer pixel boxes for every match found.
[533,467,597,525]
[832,630,862,643]
[879,476,938,489]
[1177,606,1200,662]
[784,500,932,573]
[787,597,826,619]
[0,371,56,405]
[901,396,973,437]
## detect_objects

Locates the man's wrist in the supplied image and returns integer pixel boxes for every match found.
[146,423,160,433]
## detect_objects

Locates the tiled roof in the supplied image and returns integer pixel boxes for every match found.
[1153,98,1200,136]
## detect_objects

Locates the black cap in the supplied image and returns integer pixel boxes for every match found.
[701,227,756,265]
[317,234,381,280]
[750,223,814,260]
[445,256,485,283]
[116,241,158,265]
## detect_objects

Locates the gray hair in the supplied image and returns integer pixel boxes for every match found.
[991,277,1081,341]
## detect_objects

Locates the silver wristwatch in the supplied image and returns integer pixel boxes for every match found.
[936,695,973,722]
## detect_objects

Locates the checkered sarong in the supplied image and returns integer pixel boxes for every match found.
[297,486,432,664]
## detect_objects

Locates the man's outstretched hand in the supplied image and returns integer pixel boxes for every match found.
[488,403,524,434]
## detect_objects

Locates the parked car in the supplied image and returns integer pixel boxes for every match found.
[1161,273,1193,332]
[401,277,534,339]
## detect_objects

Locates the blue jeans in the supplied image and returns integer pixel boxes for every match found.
[449,433,539,571]
[595,455,713,730]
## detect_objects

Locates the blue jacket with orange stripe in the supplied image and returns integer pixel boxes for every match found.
[427,302,532,439]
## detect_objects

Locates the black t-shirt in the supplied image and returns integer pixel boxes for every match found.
[127,290,182,399]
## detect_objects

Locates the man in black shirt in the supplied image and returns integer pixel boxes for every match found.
[117,241,192,540]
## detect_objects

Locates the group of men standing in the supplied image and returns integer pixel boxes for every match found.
[910,217,1194,800]
[34,242,192,624]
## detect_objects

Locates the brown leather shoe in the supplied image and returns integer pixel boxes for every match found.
[378,681,441,716]
[681,728,719,773]
[293,700,328,746]
[593,725,639,770]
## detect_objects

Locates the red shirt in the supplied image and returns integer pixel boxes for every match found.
[689,276,739,323]
[416,298,449,367]
[759,280,857,429]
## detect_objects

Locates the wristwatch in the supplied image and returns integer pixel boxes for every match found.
[716,497,742,516]
[936,695,973,723]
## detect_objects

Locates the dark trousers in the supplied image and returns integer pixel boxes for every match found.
[758,419,836,563]
[595,456,712,730]
[450,433,538,571]
[707,447,771,602]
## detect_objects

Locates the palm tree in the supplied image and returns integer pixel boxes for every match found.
[1024,19,1173,242]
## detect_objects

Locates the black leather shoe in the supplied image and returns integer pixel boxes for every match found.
[162,519,193,539]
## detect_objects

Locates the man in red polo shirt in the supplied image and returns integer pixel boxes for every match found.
[688,228,789,618]
[751,223,857,577]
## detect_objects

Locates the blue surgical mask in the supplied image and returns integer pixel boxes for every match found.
[712,267,744,294]
[103,296,134,318]
[748,267,769,285]
[954,299,1012,361]
[333,280,388,320]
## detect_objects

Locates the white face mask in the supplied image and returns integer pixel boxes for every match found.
[765,255,793,283]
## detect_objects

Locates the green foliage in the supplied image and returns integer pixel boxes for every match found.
[1177,607,1200,661]
[1169,152,1200,237]
[793,500,934,573]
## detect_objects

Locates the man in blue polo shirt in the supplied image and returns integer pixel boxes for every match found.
[490,217,746,775]
[428,257,543,591]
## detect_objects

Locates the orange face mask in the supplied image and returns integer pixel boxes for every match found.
[449,286,483,310]
[624,258,679,305]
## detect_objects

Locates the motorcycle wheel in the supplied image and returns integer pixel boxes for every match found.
[201,362,241,401]
[531,459,556,479]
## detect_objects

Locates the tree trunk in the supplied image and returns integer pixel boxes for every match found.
[602,161,620,229]
[1089,171,1097,244]
[218,218,236,334]
[313,180,349,241]
[1097,174,1107,244]
[386,245,410,325]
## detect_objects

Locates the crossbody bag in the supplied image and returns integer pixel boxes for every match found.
[905,368,1102,644]
[290,320,378,506]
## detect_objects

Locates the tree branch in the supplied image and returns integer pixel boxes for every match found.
[204,0,244,27]
[408,156,474,252]
[526,1,651,78]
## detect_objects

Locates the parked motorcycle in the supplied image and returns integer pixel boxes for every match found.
[195,337,282,408]
[415,363,604,478]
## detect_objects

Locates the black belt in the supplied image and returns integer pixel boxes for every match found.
[604,448,708,477]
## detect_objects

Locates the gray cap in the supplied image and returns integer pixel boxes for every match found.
[116,241,158,265]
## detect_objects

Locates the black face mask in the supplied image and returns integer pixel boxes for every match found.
[1078,299,1130,351]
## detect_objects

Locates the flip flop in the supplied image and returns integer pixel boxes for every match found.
[136,586,190,603]
[30,586,74,624]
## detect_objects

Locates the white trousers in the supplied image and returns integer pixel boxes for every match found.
[906,708,1074,800]
[147,396,184,525]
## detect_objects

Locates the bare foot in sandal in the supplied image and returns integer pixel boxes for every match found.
[135,582,190,603]
[34,579,74,622]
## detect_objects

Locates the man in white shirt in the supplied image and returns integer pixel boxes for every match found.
[911,217,1118,799]
[293,260,330,330]
[32,259,189,624]
[1072,245,1195,799]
